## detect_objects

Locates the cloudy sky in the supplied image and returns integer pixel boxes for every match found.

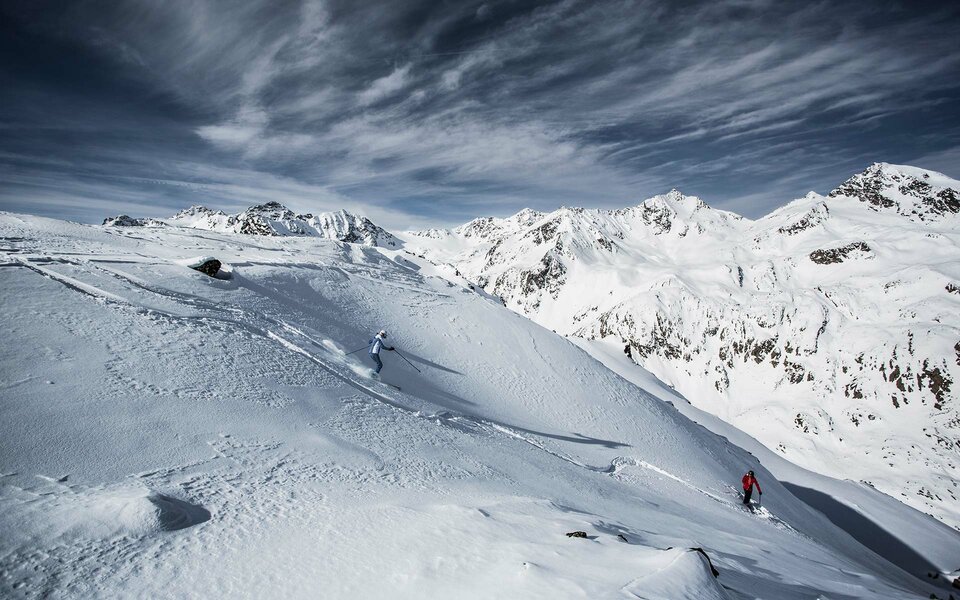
[2,0,959,229]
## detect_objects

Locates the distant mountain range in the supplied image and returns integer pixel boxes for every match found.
[102,163,960,527]
[104,201,398,247]
[400,163,960,528]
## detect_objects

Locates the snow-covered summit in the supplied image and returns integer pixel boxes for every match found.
[627,190,744,237]
[829,162,960,221]
[306,208,398,246]
[171,205,227,220]
[166,205,233,231]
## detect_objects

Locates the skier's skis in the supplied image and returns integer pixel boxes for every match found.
[368,372,401,391]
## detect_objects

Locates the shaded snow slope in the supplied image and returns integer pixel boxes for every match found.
[402,163,960,528]
[574,337,960,582]
[1,212,954,598]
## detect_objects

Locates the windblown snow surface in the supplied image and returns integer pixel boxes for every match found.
[1,213,958,598]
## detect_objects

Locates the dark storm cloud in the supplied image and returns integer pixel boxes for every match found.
[2,0,959,227]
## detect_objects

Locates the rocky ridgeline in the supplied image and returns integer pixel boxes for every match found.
[105,202,398,247]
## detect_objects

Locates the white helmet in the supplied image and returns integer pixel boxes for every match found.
[379,330,387,337]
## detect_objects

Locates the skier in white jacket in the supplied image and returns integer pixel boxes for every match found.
[368,330,395,374]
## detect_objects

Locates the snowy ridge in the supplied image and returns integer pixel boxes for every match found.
[102,215,166,227]
[107,202,399,247]
[401,163,960,528]
[2,211,957,598]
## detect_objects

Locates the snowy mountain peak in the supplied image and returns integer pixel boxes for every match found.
[829,162,960,221]
[171,205,226,220]
[227,203,398,246]
[406,227,451,240]
[641,190,712,213]
[631,190,742,236]
[232,202,314,236]
[453,216,505,240]
[243,201,298,219]
[305,209,398,246]
[511,208,546,226]
[772,200,831,236]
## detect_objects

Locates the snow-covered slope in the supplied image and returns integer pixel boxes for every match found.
[106,202,399,247]
[401,163,960,529]
[2,211,957,598]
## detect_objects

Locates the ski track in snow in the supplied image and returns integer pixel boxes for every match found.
[609,458,805,538]
[12,251,621,477]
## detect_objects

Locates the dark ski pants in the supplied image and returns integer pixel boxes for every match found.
[370,353,383,373]
[742,488,753,504]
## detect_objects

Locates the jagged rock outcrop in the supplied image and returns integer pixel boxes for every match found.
[809,242,872,264]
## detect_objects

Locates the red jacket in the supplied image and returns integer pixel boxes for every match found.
[742,474,761,493]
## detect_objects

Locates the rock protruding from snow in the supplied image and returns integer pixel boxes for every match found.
[808,241,872,264]
[188,258,222,277]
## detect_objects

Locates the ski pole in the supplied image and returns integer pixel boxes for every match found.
[393,349,422,373]
[345,346,368,356]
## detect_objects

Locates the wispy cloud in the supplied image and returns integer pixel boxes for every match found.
[1,0,959,226]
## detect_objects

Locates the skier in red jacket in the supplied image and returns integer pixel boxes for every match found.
[742,470,762,505]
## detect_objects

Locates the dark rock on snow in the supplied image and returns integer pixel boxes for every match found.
[190,259,221,277]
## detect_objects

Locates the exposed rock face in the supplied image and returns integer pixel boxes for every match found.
[103,215,143,226]
[402,163,960,528]
[809,242,872,264]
